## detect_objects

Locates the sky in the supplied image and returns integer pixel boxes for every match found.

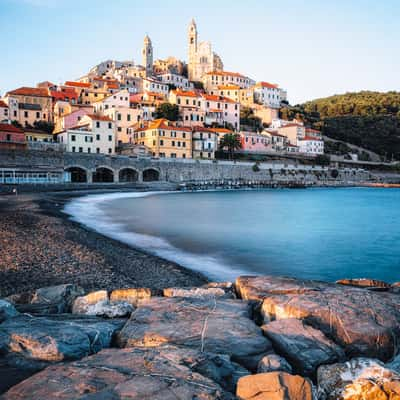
[0,0,399,104]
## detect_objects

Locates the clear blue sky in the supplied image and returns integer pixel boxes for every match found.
[1,0,399,104]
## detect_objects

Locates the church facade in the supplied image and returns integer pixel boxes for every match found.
[187,19,223,82]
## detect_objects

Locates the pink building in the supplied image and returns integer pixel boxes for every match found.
[0,123,26,149]
[62,108,91,131]
[239,131,269,152]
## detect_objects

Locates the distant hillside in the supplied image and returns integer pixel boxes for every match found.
[280,91,400,160]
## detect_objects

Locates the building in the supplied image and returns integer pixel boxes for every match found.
[24,128,55,143]
[192,126,219,159]
[253,82,287,108]
[201,94,240,130]
[188,19,223,81]
[130,118,192,158]
[54,107,92,134]
[0,100,9,122]
[142,78,169,96]
[57,114,115,154]
[5,87,53,127]
[277,122,306,145]
[239,131,269,152]
[0,123,26,150]
[93,89,130,113]
[262,130,287,151]
[203,71,254,91]
[297,136,324,155]
[142,35,153,77]
[153,57,185,75]
[214,85,241,102]
[157,73,194,90]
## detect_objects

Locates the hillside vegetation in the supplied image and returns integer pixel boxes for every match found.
[280,91,400,160]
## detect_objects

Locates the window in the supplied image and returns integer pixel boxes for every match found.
[117,127,122,132]
[79,147,83,152]
[108,148,112,154]
[96,147,100,153]
[88,148,91,153]
[127,114,131,121]
[6,134,11,141]
[182,132,186,138]
[117,113,121,121]
[71,135,76,141]
[182,154,186,158]
[36,111,40,118]
[172,140,175,146]
[96,134,100,140]
[108,122,112,129]
[96,121,100,128]
[182,142,186,147]
[108,135,112,141]
[171,153,176,158]
[24,111,28,118]
[72,146,76,152]
[160,140,164,146]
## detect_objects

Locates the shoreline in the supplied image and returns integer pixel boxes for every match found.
[0,188,208,298]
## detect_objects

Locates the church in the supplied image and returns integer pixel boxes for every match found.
[187,19,223,82]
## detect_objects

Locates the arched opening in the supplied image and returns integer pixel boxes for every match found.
[119,168,139,183]
[143,168,159,182]
[66,167,87,183]
[93,167,114,183]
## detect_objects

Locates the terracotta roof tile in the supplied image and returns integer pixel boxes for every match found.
[7,87,50,97]
[65,81,91,88]
[0,123,24,133]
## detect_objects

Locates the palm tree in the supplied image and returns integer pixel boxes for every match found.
[219,133,242,160]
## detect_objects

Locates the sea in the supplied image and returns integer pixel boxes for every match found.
[64,188,400,283]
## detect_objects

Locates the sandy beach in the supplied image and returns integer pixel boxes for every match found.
[0,189,207,298]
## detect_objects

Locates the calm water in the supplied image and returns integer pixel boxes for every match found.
[65,188,400,282]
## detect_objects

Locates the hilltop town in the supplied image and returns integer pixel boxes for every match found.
[0,19,324,174]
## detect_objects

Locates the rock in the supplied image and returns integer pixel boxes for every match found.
[116,297,272,369]
[261,318,345,377]
[2,346,239,399]
[110,287,151,306]
[387,354,400,373]
[257,354,293,374]
[317,357,400,400]
[0,299,18,323]
[72,290,134,318]
[236,275,400,361]
[163,287,231,299]
[236,372,313,400]
[336,278,390,291]
[6,284,85,315]
[0,314,125,367]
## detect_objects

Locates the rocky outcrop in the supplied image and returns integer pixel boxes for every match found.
[163,287,231,299]
[2,346,245,399]
[262,318,345,377]
[257,354,293,374]
[317,357,400,400]
[0,300,18,323]
[116,296,272,369]
[72,290,134,318]
[236,372,313,400]
[236,275,400,361]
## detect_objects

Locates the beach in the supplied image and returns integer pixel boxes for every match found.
[0,190,207,298]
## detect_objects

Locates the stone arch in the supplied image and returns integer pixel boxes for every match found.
[65,166,88,183]
[142,168,160,182]
[93,166,114,183]
[119,167,139,183]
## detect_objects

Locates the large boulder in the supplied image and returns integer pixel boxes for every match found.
[262,318,345,377]
[72,290,134,318]
[236,275,400,361]
[116,297,272,369]
[236,372,313,400]
[257,354,293,374]
[110,288,151,306]
[317,357,400,400]
[0,300,18,323]
[336,278,391,291]
[2,346,242,399]
[163,287,231,299]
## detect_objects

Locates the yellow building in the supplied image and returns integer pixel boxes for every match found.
[5,87,53,127]
[131,119,192,159]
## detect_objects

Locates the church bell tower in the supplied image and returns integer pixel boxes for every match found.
[142,35,153,77]
[188,19,198,81]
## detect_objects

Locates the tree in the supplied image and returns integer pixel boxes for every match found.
[315,154,330,166]
[33,120,55,134]
[240,107,262,132]
[219,133,242,160]
[154,103,179,121]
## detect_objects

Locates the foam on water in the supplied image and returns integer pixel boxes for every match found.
[64,191,245,281]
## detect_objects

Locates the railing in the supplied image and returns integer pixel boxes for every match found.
[27,141,66,152]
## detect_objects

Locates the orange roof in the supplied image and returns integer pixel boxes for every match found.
[211,128,233,134]
[257,81,279,89]
[106,83,120,89]
[0,100,8,108]
[0,123,24,133]
[206,71,246,78]
[145,91,165,98]
[202,94,235,103]
[300,136,322,141]
[135,118,191,133]
[172,89,199,98]
[51,89,78,101]
[217,85,240,90]
[7,87,50,97]
[86,114,113,122]
[65,81,91,88]
[192,126,217,133]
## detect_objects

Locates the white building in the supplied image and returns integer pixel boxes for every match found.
[93,89,130,113]
[57,114,115,154]
[202,71,254,91]
[157,73,194,90]
[253,82,287,108]
[142,78,169,96]
[297,136,324,155]
[0,100,9,122]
